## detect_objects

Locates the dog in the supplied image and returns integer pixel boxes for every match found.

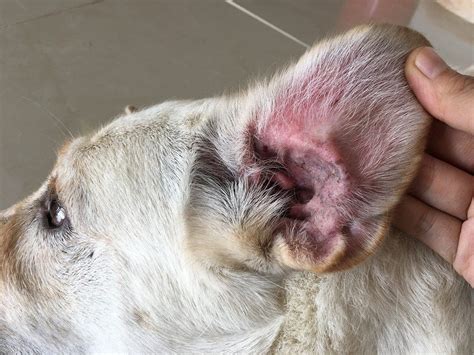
[0,24,471,353]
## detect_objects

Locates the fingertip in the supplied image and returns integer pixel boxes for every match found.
[404,48,439,118]
[405,47,430,80]
[405,48,474,134]
[405,47,426,73]
[413,47,449,79]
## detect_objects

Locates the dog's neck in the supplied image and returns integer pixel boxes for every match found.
[118,252,286,352]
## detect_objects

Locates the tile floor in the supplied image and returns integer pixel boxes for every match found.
[1,0,473,209]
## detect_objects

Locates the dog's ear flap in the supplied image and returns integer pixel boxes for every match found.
[246,25,432,272]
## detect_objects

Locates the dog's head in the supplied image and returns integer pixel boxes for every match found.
[0,25,430,352]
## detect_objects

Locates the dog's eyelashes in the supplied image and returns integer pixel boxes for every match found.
[46,198,67,229]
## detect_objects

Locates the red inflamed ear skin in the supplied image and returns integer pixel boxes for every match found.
[245,24,432,273]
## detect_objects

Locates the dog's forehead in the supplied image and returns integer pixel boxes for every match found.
[54,101,210,177]
[53,138,86,191]
[54,112,155,176]
[51,106,189,208]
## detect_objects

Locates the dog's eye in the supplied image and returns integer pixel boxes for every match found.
[46,198,67,229]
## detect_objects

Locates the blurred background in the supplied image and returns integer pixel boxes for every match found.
[0,0,473,209]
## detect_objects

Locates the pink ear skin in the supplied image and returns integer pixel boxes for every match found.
[245,24,431,273]
[252,117,389,273]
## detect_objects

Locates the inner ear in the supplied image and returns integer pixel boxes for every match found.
[251,116,392,273]
[244,24,431,273]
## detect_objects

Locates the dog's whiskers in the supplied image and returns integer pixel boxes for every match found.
[21,96,74,140]
[260,275,287,291]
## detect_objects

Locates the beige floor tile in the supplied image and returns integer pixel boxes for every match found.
[0,0,98,27]
[234,0,345,46]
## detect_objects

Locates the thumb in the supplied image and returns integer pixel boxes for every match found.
[405,47,474,135]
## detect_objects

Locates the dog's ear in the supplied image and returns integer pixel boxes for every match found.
[242,25,431,272]
[187,25,431,274]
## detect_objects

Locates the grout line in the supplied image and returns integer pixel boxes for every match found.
[0,0,105,31]
[225,0,310,49]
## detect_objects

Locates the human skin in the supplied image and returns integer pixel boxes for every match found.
[394,47,474,287]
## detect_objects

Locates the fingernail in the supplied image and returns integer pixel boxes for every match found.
[414,47,448,79]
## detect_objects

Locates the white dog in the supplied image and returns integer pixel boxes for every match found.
[0,24,471,353]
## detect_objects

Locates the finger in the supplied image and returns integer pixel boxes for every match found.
[454,197,474,284]
[410,154,474,220]
[427,120,474,174]
[405,47,474,135]
[393,195,462,264]
[453,217,474,287]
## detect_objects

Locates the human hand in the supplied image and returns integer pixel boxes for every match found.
[394,47,474,287]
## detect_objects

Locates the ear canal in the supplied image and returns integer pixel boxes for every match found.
[247,24,431,273]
